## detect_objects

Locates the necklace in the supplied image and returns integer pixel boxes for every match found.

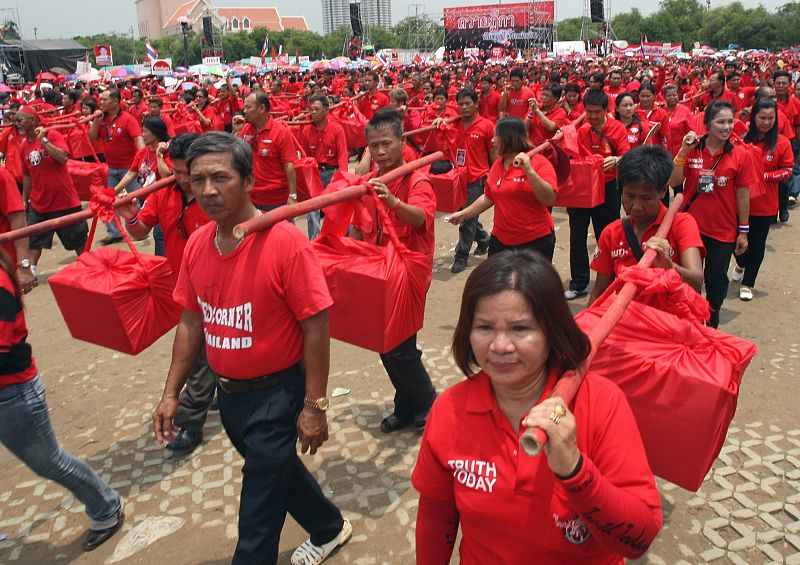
[214,210,261,255]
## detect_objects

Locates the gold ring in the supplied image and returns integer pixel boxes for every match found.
[549,404,567,425]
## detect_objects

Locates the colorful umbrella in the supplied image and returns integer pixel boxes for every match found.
[0,84,13,93]
[36,71,58,81]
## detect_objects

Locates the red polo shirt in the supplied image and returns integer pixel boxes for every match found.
[749,136,794,217]
[665,104,693,156]
[97,110,142,169]
[138,184,209,276]
[636,106,669,146]
[578,118,631,182]
[452,115,495,183]
[683,141,761,242]
[528,106,568,146]
[591,205,705,276]
[505,86,534,119]
[624,119,655,148]
[128,101,147,124]
[484,154,557,245]
[357,90,390,119]
[412,370,661,564]
[695,89,737,112]
[215,96,241,129]
[478,90,501,122]
[21,130,81,213]
[777,96,800,129]
[728,87,756,112]
[0,167,24,266]
[298,121,349,170]
[0,127,24,183]
[237,117,298,206]
[174,221,332,380]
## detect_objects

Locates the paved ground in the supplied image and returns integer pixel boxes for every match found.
[0,206,798,564]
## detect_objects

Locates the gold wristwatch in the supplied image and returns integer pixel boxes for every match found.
[303,396,330,412]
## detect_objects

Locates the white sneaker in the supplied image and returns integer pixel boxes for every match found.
[739,287,754,301]
[564,286,588,300]
[731,266,744,282]
[789,196,797,207]
[291,519,352,565]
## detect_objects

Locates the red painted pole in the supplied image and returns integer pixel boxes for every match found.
[519,192,685,457]
[233,151,444,238]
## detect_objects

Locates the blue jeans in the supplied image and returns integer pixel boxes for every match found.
[308,166,338,240]
[153,223,165,256]
[789,139,800,198]
[0,375,122,529]
[107,167,140,239]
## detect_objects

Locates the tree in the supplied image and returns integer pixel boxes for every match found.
[610,8,646,43]
[555,17,583,41]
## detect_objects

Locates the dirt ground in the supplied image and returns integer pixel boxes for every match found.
[0,204,798,565]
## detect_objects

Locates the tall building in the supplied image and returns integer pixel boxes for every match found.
[321,0,392,36]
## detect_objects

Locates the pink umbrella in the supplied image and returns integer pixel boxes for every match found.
[0,84,13,93]
[312,60,332,70]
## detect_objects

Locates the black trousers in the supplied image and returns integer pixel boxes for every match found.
[702,234,736,329]
[218,368,343,565]
[734,215,772,289]
[379,333,436,418]
[567,179,621,291]
[487,231,556,262]
[455,178,490,260]
[173,348,216,433]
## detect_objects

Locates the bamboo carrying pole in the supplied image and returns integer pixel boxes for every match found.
[233,151,444,239]
[519,192,685,457]
[0,176,176,244]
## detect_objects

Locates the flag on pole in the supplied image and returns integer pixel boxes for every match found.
[271,43,277,62]
[295,46,300,63]
[260,34,269,62]
[145,41,159,62]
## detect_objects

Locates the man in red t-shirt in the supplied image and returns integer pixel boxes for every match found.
[88,89,144,244]
[233,91,298,211]
[357,71,390,119]
[566,89,631,300]
[499,68,533,119]
[0,103,25,188]
[0,167,34,292]
[477,76,501,123]
[446,88,495,273]
[17,106,88,274]
[694,71,738,112]
[352,108,437,433]
[525,84,569,146]
[153,131,350,563]
[127,88,147,124]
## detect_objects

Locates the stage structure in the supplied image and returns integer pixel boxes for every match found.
[443,2,555,53]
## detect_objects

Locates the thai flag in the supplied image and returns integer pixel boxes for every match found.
[261,35,269,62]
[376,51,388,66]
[145,41,159,61]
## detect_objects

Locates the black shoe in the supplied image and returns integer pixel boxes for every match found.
[450,258,468,274]
[780,209,790,222]
[99,236,124,246]
[83,510,124,551]
[380,413,413,433]
[414,411,431,432]
[166,429,203,453]
[209,393,219,411]
[473,242,489,256]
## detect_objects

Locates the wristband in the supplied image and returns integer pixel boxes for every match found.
[527,112,536,120]
[738,225,749,233]
[556,454,584,481]
[673,155,686,166]
[126,216,140,226]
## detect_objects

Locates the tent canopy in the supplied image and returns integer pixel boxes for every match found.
[2,38,86,82]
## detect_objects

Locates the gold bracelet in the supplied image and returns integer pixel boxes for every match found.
[673,155,687,166]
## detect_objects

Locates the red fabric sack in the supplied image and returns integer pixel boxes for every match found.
[67,159,108,201]
[294,156,324,202]
[574,271,757,491]
[554,154,605,208]
[428,164,467,213]
[48,189,182,355]
[330,101,367,151]
[312,181,430,353]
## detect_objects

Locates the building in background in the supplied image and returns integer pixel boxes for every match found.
[361,0,391,29]
[321,0,391,35]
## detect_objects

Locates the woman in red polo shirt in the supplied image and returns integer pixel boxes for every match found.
[668,99,759,328]
[589,145,705,305]
[616,92,654,148]
[446,117,557,260]
[413,250,662,564]
[733,99,794,301]
[636,84,669,147]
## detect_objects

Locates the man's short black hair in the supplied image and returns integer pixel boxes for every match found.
[170,133,200,161]
[456,88,478,103]
[583,89,608,110]
[618,145,673,192]
[186,131,253,179]
[309,94,330,109]
[364,108,403,140]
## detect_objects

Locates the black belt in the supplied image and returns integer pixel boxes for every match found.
[216,362,302,394]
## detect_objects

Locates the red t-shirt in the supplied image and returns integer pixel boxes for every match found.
[636,106,669,148]
[578,118,631,182]
[592,206,705,275]
[566,101,585,122]
[128,101,148,124]
[452,115,495,183]
[683,141,761,242]
[777,96,800,129]
[298,121,349,169]
[666,104,693,156]
[200,105,222,132]
[749,136,794,217]
[174,221,333,379]
[0,127,25,183]
[215,96,241,129]
[695,89,737,112]
[623,119,655,148]
[97,110,142,169]
[728,87,756,112]
[357,91,390,119]
[138,184,209,276]
[237,118,298,206]
[0,269,36,388]
[129,145,171,187]
[21,130,81,213]
[0,167,24,265]
[478,90,501,122]
[529,106,569,146]
[505,86,534,120]
[484,154,557,245]
[412,370,662,565]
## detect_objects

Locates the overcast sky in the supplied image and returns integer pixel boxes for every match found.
[14,0,788,39]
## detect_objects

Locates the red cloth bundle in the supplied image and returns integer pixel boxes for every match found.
[428,165,467,213]
[553,154,605,208]
[48,189,182,354]
[575,272,757,491]
[294,156,324,202]
[330,101,367,150]
[312,233,429,353]
[67,159,109,201]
